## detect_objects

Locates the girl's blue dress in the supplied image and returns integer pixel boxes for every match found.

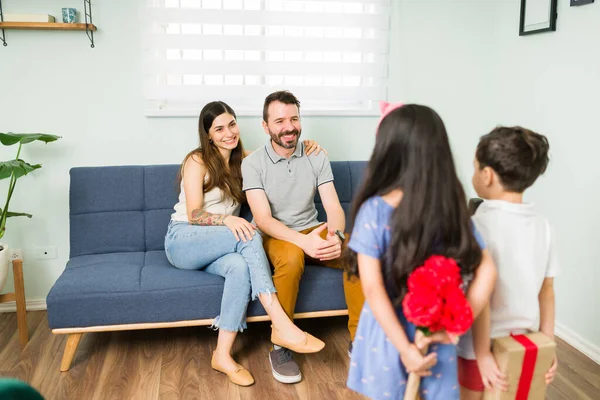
[346,196,485,400]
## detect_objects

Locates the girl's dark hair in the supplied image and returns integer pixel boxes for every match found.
[176,101,245,204]
[345,104,482,303]
[476,126,549,193]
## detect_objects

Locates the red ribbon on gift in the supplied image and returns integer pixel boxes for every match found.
[511,334,538,400]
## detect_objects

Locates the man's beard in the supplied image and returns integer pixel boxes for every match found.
[270,128,301,149]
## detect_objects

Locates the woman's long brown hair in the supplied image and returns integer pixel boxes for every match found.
[177,101,245,204]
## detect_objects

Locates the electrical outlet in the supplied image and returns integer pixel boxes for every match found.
[9,248,22,260]
[33,246,58,260]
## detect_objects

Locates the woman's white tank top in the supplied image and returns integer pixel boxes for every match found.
[171,176,241,222]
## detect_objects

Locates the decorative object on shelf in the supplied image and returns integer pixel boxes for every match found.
[0,0,96,47]
[571,0,594,5]
[0,132,61,292]
[519,0,558,36]
[61,7,76,23]
[4,13,55,22]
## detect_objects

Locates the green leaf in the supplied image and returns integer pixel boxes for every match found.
[0,159,42,180]
[0,133,61,146]
[6,212,33,218]
[418,327,432,337]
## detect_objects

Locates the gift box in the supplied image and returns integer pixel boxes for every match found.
[483,332,556,400]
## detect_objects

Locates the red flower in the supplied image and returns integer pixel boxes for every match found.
[439,286,473,335]
[407,264,439,293]
[402,289,443,327]
[402,255,473,335]
[423,255,462,288]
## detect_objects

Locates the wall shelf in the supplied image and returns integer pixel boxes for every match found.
[0,22,97,31]
[0,0,96,47]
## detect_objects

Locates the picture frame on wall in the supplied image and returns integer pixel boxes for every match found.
[519,0,558,36]
[570,0,594,5]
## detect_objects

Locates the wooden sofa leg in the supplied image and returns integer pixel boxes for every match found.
[60,333,83,372]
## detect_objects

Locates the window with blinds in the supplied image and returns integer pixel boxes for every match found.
[143,0,391,116]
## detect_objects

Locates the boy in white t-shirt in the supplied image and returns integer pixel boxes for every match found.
[457,126,559,399]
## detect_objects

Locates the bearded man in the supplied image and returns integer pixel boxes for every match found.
[241,90,365,384]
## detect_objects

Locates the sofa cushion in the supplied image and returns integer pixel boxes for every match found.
[69,167,145,215]
[55,252,144,294]
[47,251,348,329]
[142,251,224,291]
[70,211,146,256]
[144,209,173,252]
[247,264,347,317]
[144,165,181,210]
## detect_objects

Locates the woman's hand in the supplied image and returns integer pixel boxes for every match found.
[303,140,328,156]
[224,216,257,242]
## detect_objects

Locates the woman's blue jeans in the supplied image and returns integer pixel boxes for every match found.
[164,220,276,332]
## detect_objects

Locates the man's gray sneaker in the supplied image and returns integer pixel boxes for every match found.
[269,347,302,384]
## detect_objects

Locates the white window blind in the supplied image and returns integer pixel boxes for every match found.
[143,0,391,116]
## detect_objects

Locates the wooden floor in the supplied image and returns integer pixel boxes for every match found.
[0,312,599,399]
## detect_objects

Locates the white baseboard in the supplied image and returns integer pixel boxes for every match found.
[0,298,47,312]
[555,322,600,364]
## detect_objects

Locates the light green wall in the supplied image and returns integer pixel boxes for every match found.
[2,0,596,359]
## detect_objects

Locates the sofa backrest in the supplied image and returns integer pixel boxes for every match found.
[69,161,367,257]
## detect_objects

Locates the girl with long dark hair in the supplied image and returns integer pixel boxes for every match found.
[345,103,496,399]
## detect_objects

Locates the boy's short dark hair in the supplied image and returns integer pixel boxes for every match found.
[476,126,550,193]
[263,90,301,122]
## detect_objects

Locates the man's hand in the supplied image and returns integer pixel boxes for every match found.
[313,229,342,261]
[298,224,339,260]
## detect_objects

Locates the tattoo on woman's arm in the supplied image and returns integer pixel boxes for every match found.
[190,209,227,226]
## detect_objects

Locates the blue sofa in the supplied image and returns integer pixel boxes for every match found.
[47,161,367,371]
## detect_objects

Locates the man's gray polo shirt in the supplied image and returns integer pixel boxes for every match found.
[242,141,334,231]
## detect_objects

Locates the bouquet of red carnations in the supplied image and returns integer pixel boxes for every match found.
[402,255,473,400]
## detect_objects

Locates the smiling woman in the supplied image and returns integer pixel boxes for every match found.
[179,101,246,208]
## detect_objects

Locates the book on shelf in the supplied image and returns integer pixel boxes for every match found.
[3,14,56,23]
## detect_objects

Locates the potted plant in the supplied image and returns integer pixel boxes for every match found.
[0,133,61,292]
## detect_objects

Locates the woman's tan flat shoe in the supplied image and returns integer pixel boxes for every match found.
[211,353,255,387]
[271,329,325,354]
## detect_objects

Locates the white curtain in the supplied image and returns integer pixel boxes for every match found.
[142,0,391,116]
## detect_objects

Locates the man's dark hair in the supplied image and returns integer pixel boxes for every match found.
[263,90,301,122]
